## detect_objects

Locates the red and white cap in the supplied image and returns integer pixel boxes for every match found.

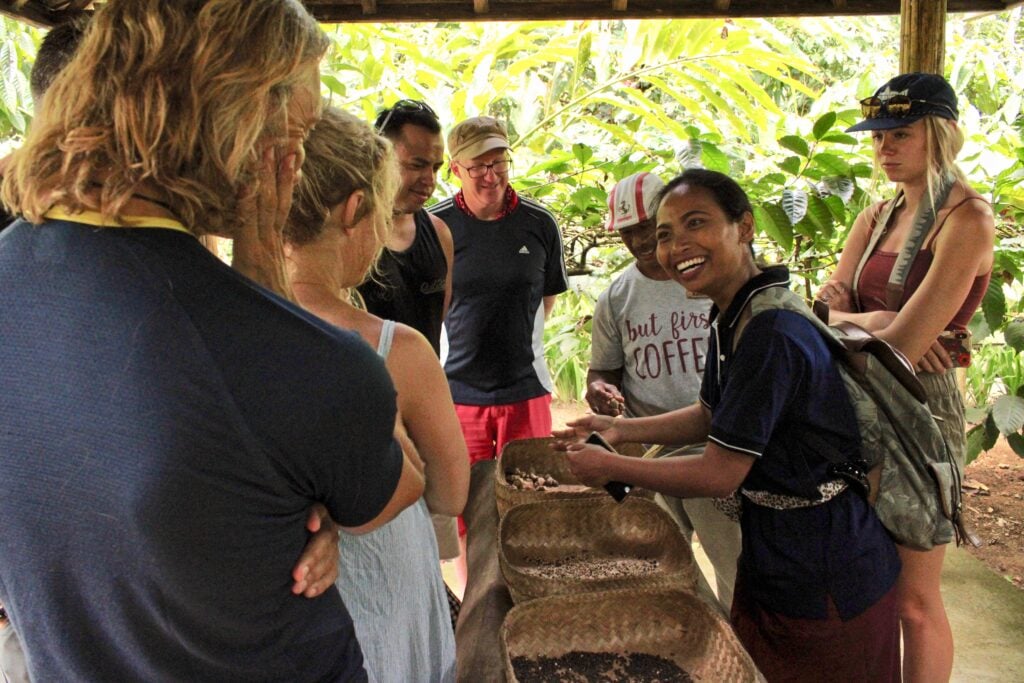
[605,172,666,231]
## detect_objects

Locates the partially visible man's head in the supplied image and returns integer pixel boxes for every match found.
[30,18,88,103]
[448,116,511,208]
[606,172,665,277]
[375,100,444,214]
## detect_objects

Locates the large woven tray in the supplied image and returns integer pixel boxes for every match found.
[501,588,761,682]
[498,497,696,604]
[495,436,648,517]
[503,589,761,679]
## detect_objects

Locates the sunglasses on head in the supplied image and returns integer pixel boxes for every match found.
[375,99,438,133]
[859,95,956,120]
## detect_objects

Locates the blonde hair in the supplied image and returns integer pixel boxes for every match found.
[870,115,968,209]
[2,0,328,237]
[284,106,399,282]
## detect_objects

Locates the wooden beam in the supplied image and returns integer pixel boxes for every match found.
[611,0,628,11]
[832,0,848,9]
[900,0,947,75]
[360,0,376,14]
[713,0,732,10]
[473,0,489,14]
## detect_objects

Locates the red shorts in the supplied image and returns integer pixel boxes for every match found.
[455,395,552,536]
[454,394,553,465]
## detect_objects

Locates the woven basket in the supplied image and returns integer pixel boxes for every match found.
[501,588,761,682]
[495,437,650,518]
[498,497,696,604]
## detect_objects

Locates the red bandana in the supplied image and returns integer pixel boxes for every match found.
[454,185,519,220]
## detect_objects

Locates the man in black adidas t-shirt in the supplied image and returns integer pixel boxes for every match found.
[430,117,568,467]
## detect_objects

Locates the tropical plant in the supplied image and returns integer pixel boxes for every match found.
[2,11,1021,458]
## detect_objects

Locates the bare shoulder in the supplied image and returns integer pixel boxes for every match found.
[388,323,440,373]
[946,186,995,231]
[429,213,452,240]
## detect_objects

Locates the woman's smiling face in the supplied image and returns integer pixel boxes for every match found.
[655,183,756,310]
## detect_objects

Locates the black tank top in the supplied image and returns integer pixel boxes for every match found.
[357,209,447,356]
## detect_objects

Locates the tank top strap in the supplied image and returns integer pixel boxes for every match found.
[376,319,396,359]
[410,210,440,252]
[924,195,990,250]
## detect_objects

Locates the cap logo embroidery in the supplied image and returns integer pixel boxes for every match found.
[877,85,909,103]
[518,245,530,254]
[618,198,630,214]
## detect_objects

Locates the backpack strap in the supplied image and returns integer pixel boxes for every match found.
[852,173,957,312]
[852,197,900,312]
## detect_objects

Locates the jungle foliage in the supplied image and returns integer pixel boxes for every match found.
[1,11,1022,461]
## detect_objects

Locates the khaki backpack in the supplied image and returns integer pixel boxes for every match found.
[741,285,975,550]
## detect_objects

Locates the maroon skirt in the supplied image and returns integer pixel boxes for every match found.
[731,576,901,682]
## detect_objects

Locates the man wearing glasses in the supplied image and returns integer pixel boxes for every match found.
[358,100,454,358]
[430,115,568,481]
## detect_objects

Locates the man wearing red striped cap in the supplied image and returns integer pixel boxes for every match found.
[586,171,741,611]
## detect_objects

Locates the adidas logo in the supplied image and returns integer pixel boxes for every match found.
[518,246,530,254]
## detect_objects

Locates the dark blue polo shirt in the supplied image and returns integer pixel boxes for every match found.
[700,267,900,620]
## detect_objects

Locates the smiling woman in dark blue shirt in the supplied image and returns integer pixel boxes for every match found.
[560,169,901,682]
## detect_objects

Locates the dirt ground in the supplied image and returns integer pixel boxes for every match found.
[962,439,1024,590]
[550,401,1024,591]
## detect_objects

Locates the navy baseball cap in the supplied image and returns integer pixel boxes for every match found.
[847,73,958,132]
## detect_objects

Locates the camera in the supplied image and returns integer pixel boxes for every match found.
[938,330,971,368]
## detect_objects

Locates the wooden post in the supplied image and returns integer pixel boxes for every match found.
[900,0,947,75]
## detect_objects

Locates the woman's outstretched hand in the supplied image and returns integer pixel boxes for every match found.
[550,413,620,451]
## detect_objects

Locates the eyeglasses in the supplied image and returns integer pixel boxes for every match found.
[859,95,956,120]
[375,99,438,134]
[458,157,511,179]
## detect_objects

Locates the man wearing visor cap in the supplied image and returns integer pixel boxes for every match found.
[430,115,568,529]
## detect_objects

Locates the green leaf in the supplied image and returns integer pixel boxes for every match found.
[570,186,605,212]
[779,156,802,176]
[782,189,808,226]
[984,412,1000,449]
[982,277,1006,332]
[968,311,992,342]
[1004,318,1024,352]
[778,135,810,158]
[804,194,835,239]
[700,142,731,174]
[821,132,859,145]
[754,203,794,252]
[811,153,851,177]
[966,424,987,465]
[320,74,346,97]
[1007,433,1024,458]
[812,111,837,141]
[992,395,1024,434]
[572,143,593,166]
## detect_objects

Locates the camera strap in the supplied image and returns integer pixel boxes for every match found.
[852,171,956,311]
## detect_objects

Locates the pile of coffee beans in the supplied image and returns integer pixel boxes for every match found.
[511,651,693,682]
[520,554,660,581]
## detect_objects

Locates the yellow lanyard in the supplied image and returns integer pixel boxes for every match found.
[44,207,192,235]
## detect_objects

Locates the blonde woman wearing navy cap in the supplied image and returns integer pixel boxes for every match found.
[818,73,995,682]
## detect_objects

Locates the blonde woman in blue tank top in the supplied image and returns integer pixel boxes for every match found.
[281,106,470,683]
